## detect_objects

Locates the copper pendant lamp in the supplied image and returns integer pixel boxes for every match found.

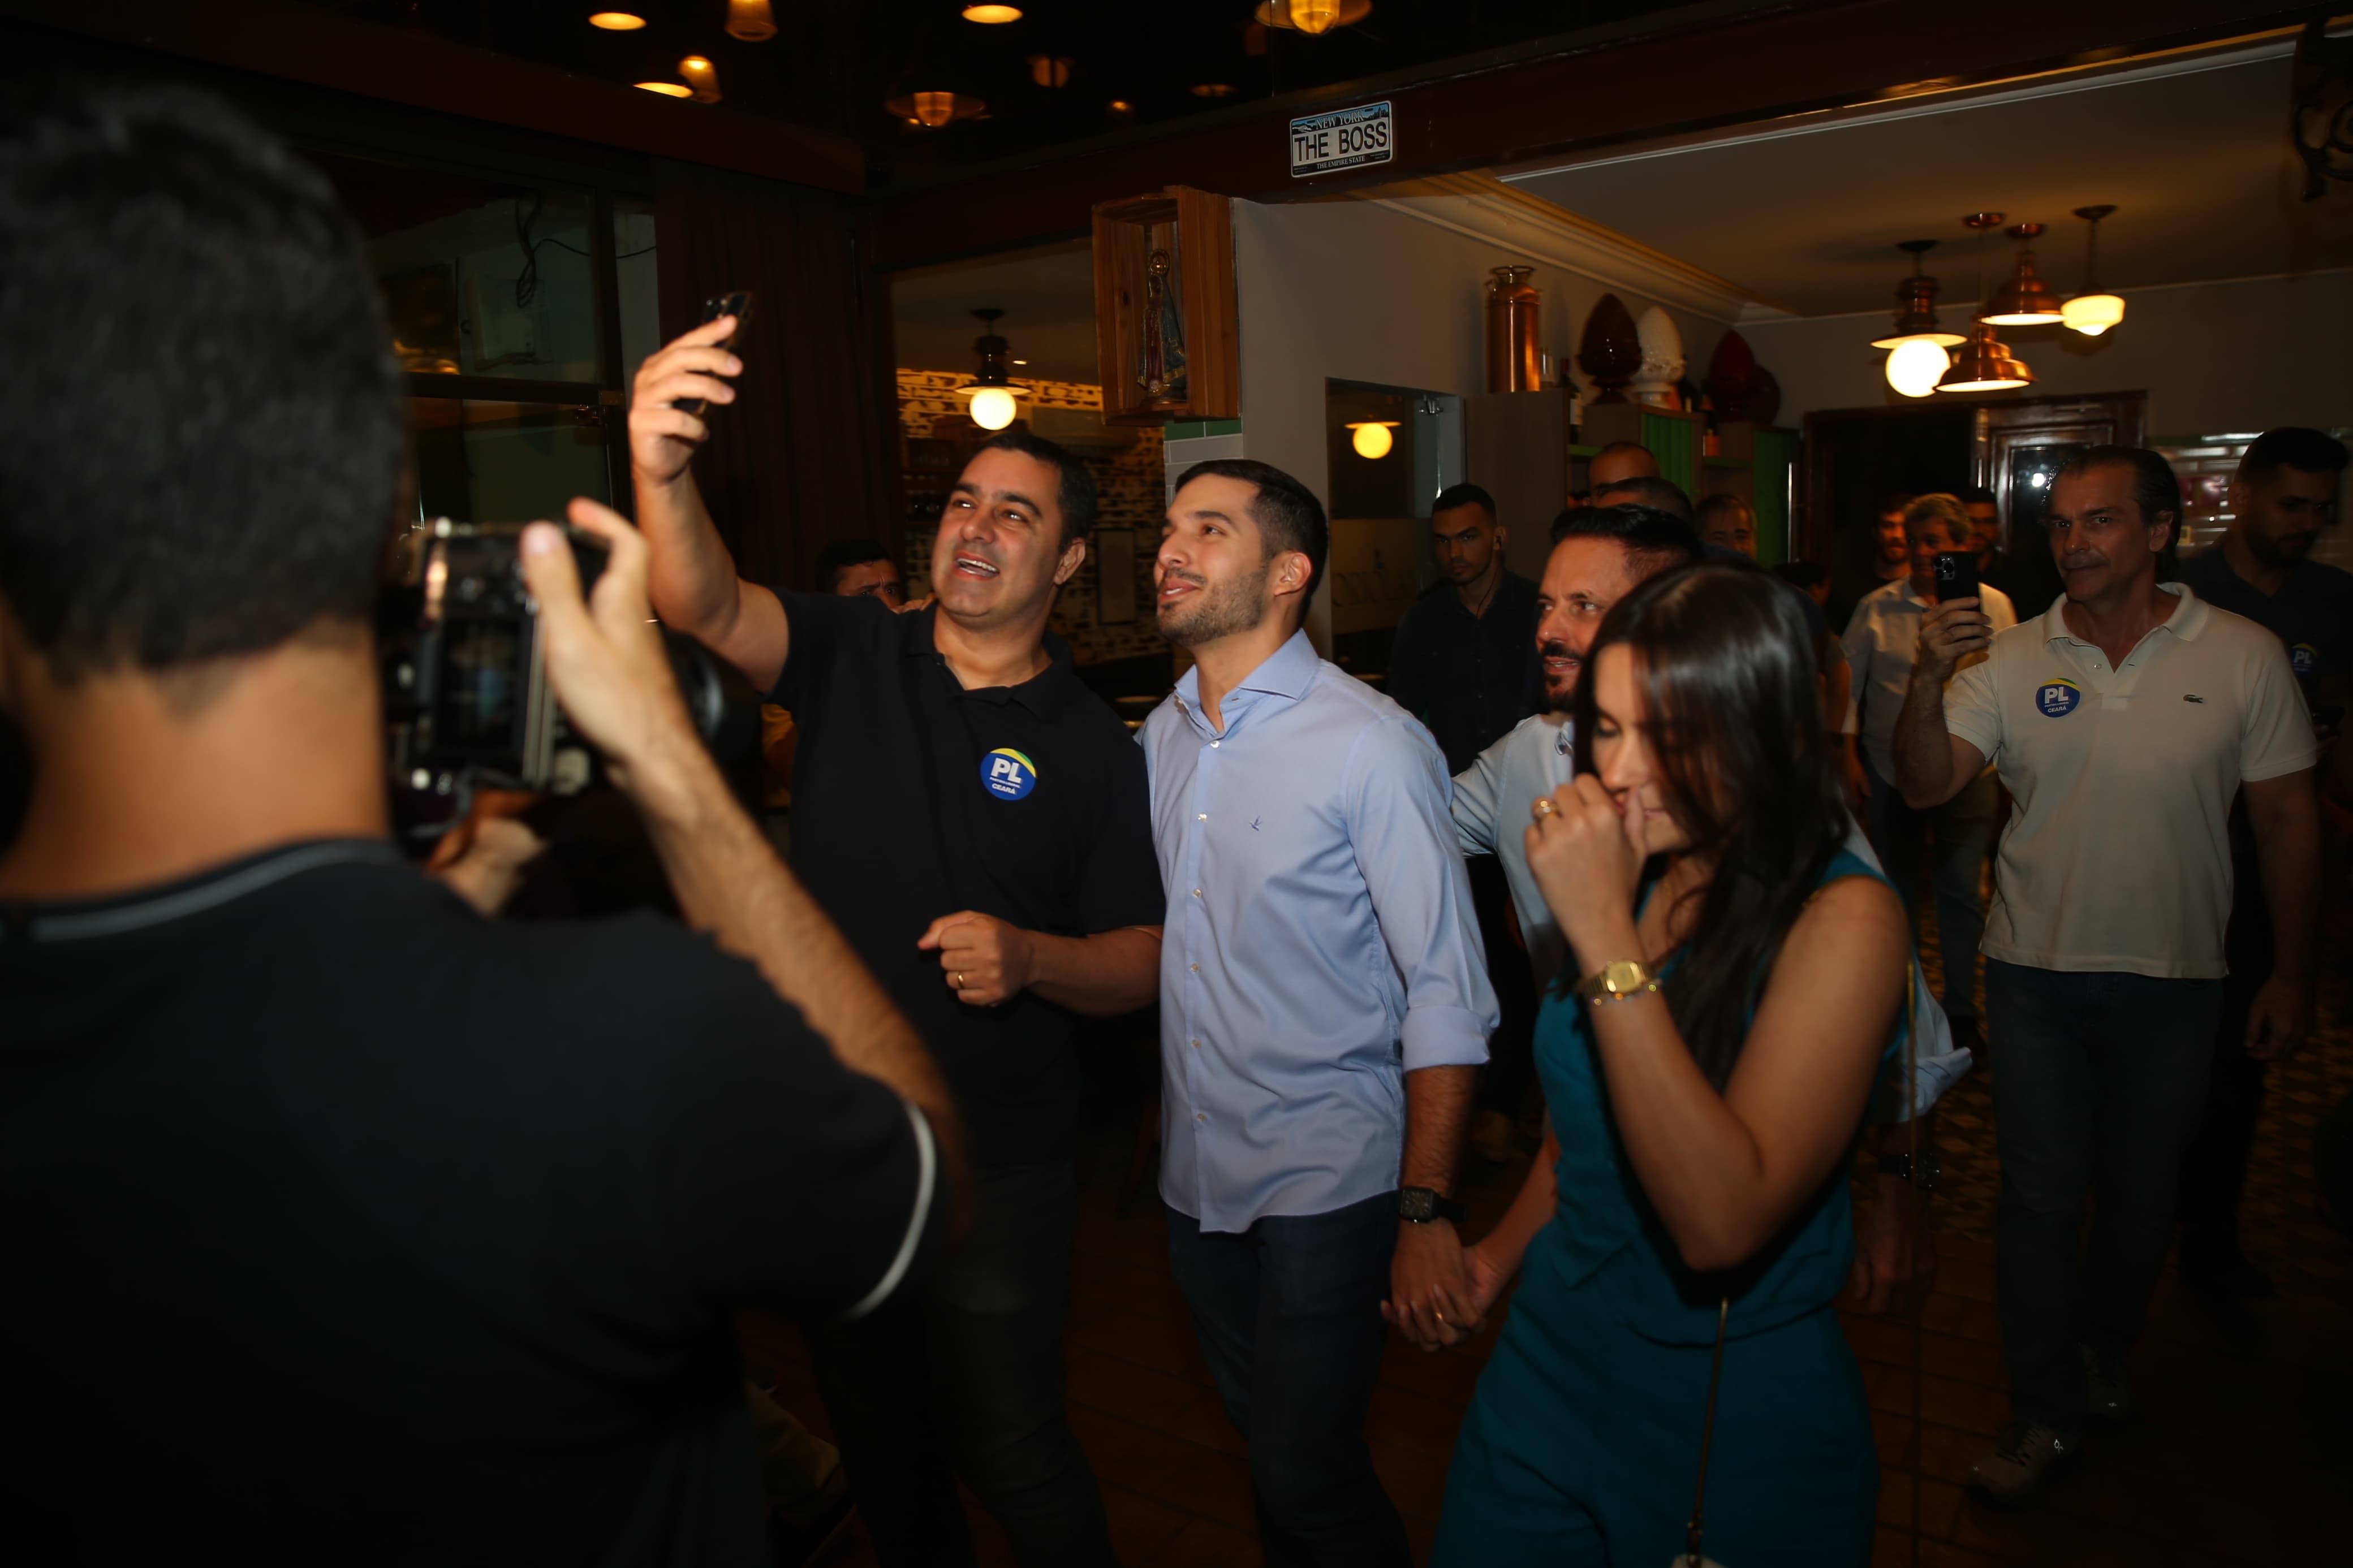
[1937,213,2032,392]
[1983,222,2066,326]
[1870,240,1968,349]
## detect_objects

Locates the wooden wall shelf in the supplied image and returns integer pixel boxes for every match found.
[1092,186,1239,427]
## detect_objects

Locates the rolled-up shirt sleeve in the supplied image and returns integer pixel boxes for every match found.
[1943,653,2003,766]
[1348,717,1498,1072]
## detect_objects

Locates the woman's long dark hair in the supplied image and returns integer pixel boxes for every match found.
[1570,564,1852,1090]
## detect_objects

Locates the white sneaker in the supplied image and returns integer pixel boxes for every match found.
[1969,1420,2082,1509]
[2083,1346,2133,1421]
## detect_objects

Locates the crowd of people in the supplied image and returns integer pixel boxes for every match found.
[3,79,2345,1568]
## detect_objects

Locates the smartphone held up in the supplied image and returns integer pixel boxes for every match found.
[1932,551,1979,605]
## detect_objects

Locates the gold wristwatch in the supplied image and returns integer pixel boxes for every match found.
[1576,958,1661,1007]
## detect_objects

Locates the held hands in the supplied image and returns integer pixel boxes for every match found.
[1912,596,1993,686]
[1381,1221,1485,1351]
[627,316,743,488]
[1524,776,1648,967]
[917,911,1037,1006]
[519,500,701,795]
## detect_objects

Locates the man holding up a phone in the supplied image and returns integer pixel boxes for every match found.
[627,317,1164,1568]
[1841,493,2017,1054]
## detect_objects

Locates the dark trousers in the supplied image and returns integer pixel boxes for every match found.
[1864,759,1997,1023]
[1165,1191,1410,1568]
[809,1160,1114,1568]
[1469,856,1539,1119]
[1984,961,2223,1429]
[2177,885,2275,1267]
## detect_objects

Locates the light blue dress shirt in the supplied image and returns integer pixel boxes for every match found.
[1449,715,1971,1117]
[1143,629,1498,1233]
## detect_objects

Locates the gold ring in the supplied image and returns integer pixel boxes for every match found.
[1436,1309,1449,1324]
[1532,797,1558,819]
[955,971,966,989]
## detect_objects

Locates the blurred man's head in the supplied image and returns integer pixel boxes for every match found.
[2046,447,2182,608]
[816,539,906,606]
[0,80,404,706]
[1592,474,1692,522]
[1773,560,1832,610]
[1534,505,1700,709]
[1429,482,1505,589]
[932,431,1095,632]
[1588,442,1660,491]
[1902,495,1974,597]
[1959,486,2002,564]
[1874,493,1914,568]
[1156,460,1326,651]
[1696,494,1756,558]
[2228,427,2347,569]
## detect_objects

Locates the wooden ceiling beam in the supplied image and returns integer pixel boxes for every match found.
[863,0,2306,271]
[3,0,864,193]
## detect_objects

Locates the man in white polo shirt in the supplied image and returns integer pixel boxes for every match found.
[1843,493,2018,1056]
[1893,446,2321,1509]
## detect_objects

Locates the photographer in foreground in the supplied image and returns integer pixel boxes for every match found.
[0,80,962,1566]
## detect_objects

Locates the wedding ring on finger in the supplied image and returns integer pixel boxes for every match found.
[955,971,967,990]
[1532,797,1559,819]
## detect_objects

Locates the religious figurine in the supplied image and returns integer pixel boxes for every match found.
[1139,247,1188,404]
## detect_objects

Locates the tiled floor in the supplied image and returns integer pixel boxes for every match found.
[747,905,2353,1567]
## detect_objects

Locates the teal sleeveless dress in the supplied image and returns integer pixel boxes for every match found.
[1433,850,1896,1567]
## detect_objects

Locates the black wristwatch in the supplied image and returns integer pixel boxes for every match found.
[1877,1150,1942,1193]
[1398,1186,1467,1225]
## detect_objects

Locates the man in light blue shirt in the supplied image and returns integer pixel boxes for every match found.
[1143,459,1496,1568]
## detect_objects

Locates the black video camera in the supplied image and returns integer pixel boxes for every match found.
[380,520,756,846]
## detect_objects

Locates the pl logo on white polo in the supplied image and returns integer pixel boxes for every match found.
[2036,678,2082,718]
[982,748,1039,801]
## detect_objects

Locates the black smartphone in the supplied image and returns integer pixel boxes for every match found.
[673,290,753,418]
[1932,551,1979,604]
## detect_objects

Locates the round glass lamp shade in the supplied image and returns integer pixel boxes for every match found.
[1885,339,1951,398]
[1348,422,1396,460]
[2062,292,2126,336]
[968,387,1019,431]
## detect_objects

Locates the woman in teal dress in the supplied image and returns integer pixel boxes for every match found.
[1432,567,1913,1567]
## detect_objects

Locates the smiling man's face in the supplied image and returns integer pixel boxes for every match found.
[930,447,1081,629]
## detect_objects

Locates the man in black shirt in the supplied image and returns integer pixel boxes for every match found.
[2171,427,2351,1302]
[1966,484,2063,616]
[1386,482,1540,775]
[632,333,1163,1567]
[0,81,960,1566]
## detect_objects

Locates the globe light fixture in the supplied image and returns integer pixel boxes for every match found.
[1348,421,1398,460]
[1885,338,1953,398]
[2061,205,2126,337]
[968,387,1019,430]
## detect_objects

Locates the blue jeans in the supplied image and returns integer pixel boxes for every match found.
[1165,1191,1410,1568]
[1983,962,2223,1429]
[808,1161,1113,1568]
[1864,759,1997,1022]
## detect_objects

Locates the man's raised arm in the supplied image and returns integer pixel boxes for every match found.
[628,314,791,693]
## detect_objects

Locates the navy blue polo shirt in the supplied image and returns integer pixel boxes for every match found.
[2174,545,2353,705]
[769,593,1163,1168]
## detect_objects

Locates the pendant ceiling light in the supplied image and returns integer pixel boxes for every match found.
[2061,204,2126,337]
[1870,240,1967,349]
[1255,0,1374,32]
[1347,421,1399,460]
[885,83,986,127]
[588,11,647,30]
[959,309,1029,431]
[1983,222,2066,326]
[678,55,721,103]
[962,4,1024,21]
[725,0,776,42]
[1937,213,2032,393]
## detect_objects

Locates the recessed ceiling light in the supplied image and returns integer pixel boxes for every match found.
[588,11,647,29]
[1190,82,1237,99]
[962,3,1023,21]
[635,81,694,98]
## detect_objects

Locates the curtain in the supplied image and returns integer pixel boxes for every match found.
[653,161,896,592]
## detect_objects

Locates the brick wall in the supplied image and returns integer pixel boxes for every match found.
[895,369,1167,668]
